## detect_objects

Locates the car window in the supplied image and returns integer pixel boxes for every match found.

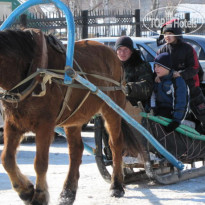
[145,41,163,53]
[199,49,205,60]
[137,45,155,62]
[102,40,153,62]
[108,42,116,50]
[103,42,109,46]
[101,41,115,50]
[184,39,205,60]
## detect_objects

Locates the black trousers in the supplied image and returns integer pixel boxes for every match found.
[189,86,205,125]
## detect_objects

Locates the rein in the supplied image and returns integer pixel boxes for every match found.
[0,69,63,102]
[0,67,124,103]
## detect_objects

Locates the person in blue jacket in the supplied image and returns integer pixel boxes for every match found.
[157,19,205,134]
[152,52,189,133]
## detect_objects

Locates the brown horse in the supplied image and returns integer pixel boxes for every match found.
[0,29,127,204]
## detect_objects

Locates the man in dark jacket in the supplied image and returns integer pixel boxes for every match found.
[115,36,153,107]
[153,52,189,133]
[157,19,205,134]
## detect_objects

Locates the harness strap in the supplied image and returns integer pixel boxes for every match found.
[56,86,72,124]
[49,68,121,87]
[52,78,122,91]
[55,58,120,124]
[78,71,121,87]
[0,77,40,103]
[74,58,88,80]
[1,28,49,101]
[0,68,123,103]
[23,28,48,70]
[8,69,62,93]
[55,59,91,125]
[5,67,123,94]
[57,91,91,126]
[55,60,123,125]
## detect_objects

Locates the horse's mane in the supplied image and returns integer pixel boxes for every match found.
[0,29,35,60]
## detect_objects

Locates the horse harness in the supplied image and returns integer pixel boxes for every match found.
[0,29,125,126]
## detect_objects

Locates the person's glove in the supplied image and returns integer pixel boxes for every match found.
[124,84,131,96]
[152,107,159,116]
[164,121,180,133]
[144,103,151,113]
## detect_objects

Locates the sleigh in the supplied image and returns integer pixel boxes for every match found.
[94,102,205,185]
[1,1,205,205]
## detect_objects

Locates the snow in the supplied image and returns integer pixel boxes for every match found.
[1,129,205,205]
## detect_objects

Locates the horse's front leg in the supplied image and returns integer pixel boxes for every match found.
[103,111,125,197]
[31,122,55,205]
[1,122,35,204]
[59,126,84,205]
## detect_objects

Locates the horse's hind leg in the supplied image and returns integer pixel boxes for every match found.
[1,122,35,204]
[59,126,84,205]
[103,109,125,197]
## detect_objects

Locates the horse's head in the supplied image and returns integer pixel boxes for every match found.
[0,29,36,90]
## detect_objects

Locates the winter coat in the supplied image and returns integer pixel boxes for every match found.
[158,38,200,88]
[122,49,154,106]
[153,72,189,123]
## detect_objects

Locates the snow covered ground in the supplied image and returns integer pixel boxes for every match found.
[1,129,205,205]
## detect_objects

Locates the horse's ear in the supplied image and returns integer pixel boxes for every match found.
[23,28,48,71]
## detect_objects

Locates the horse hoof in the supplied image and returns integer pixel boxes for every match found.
[58,194,76,205]
[59,189,76,205]
[31,189,49,205]
[58,197,75,205]
[31,200,48,205]
[110,189,125,198]
[19,184,35,203]
[31,201,45,205]
[110,181,125,198]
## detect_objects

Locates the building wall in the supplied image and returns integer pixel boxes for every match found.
[0,0,20,10]
[0,0,21,20]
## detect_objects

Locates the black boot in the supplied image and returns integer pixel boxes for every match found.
[190,89,205,135]
[196,123,205,135]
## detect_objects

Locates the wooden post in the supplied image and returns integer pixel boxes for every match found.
[135,9,141,37]
[19,14,27,28]
[185,13,190,34]
[82,10,88,39]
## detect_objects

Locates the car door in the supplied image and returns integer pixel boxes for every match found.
[184,39,205,60]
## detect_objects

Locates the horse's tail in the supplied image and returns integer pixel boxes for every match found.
[121,119,149,161]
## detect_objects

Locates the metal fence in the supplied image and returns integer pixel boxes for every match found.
[74,10,140,39]
[0,9,204,40]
